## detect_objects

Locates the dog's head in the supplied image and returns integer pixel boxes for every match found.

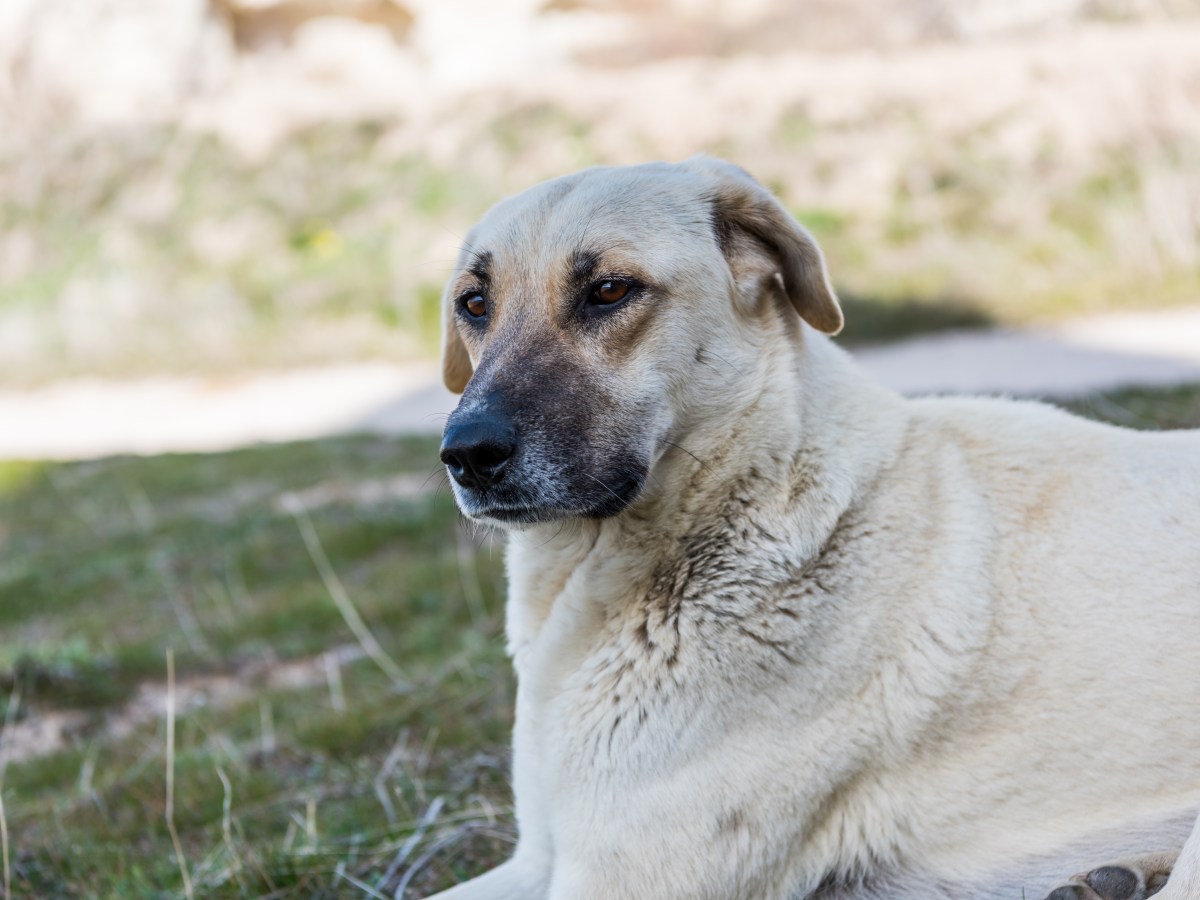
[439,157,842,527]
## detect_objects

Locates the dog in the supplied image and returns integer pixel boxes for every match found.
[429,157,1200,899]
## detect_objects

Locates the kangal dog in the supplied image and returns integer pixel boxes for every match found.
[429,158,1200,900]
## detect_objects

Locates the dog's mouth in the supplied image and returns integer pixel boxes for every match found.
[457,471,646,527]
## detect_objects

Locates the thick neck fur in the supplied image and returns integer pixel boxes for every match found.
[504,326,909,669]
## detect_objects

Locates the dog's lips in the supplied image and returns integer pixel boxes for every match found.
[477,504,548,524]
[453,473,646,525]
[451,484,560,524]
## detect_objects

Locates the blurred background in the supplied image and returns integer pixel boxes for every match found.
[1,1,1199,897]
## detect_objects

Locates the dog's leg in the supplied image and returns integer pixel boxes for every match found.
[424,856,550,900]
[1155,811,1200,900]
[1041,811,1200,900]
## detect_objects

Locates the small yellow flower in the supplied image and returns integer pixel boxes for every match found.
[309,228,343,261]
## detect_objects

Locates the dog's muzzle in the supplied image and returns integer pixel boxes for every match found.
[440,388,647,524]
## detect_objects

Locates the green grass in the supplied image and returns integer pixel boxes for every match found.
[0,435,515,898]
[1,385,1196,898]
[1060,382,1200,431]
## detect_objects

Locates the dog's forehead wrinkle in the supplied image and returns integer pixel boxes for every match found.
[560,240,652,287]
[477,174,710,278]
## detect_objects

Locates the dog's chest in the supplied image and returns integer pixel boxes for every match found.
[511,509,866,777]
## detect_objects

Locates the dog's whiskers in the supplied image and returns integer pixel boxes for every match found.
[662,440,708,470]
[422,464,451,491]
[582,471,626,504]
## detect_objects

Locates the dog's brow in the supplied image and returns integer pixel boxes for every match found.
[465,250,493,282]
[567,248,602,287]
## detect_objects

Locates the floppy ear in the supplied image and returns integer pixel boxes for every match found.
[442,284,473,393]
[685,157,843,335]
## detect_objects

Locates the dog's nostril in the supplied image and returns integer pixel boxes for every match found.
[440,418,517,490]
[470,441,513,470]
[439,447,467,478]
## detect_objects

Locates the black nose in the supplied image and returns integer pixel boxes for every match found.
[440,415,517,490]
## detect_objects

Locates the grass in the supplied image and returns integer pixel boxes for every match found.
[0,383,1197,898]
[1061,382,1200,431]
[0,435,515,898]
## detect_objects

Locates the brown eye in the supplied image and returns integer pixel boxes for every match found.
[592,279,630,305]
[463,293,486,318]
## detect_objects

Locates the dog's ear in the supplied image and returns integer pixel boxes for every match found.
[686,156,843,335]
[442,283,473,393]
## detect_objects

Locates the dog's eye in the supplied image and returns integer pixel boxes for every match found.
[462,293,487,318]
[591,279,631,306]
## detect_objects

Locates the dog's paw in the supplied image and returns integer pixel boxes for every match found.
[1042,852,1176,900]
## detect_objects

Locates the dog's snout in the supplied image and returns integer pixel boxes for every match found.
[440,416,517,490]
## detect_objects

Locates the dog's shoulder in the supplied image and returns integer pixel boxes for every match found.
[901,392,1198,474]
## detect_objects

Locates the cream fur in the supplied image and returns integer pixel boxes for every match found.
[428,159,1200,900]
